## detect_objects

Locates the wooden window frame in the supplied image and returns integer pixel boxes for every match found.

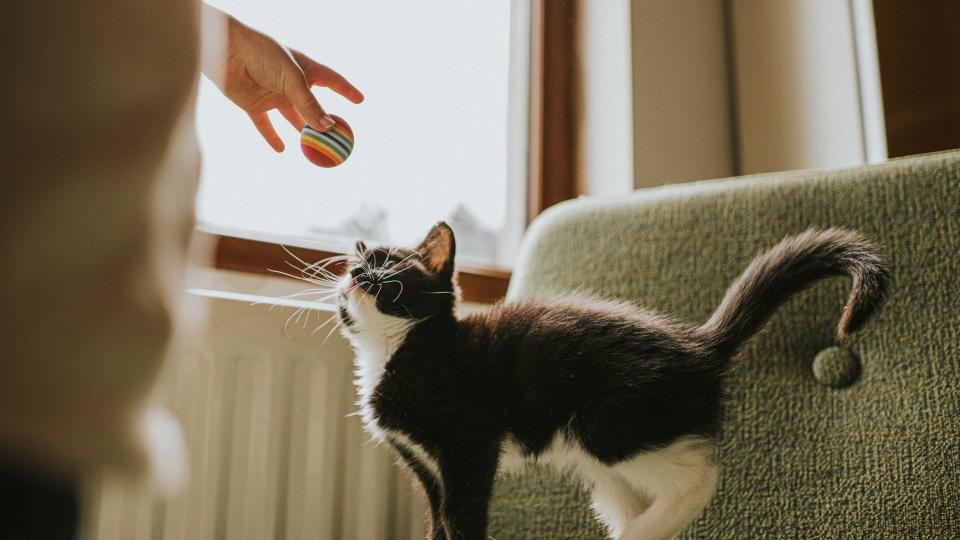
[528,0,578,220]
[204,0,578,304]
[203,231,511,305]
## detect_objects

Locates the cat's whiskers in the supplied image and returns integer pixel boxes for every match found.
[266,284,344,313]
[318,318,345,349]
[266,252,346,318]
[278,288,338,303]
[283,305,308,339]
[298,299,325,329]
[284,289,356,342]
[293,304,308,328]
[382,252,422,279]
[264,275,359,338]
[394,250,422,267]
[358,250,375,275]
[288,266,342,290]
[415,313,436,324]
[308,260,347,280]
[305,307,319,329]
[291,265,341,286]
[380,279,404,302]
[280,245,317,276]
[340,281,362,298]
[281,246,351,283]
[382,262,418,281]
[371,254,395,280]
[310,311,341,337]
[268,268,331,288]
[397,302,416,319]
[297,285,353,302]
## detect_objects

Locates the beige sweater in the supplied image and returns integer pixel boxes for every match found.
[0,0,204,486]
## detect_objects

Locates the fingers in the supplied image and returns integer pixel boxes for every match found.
[293,50,365,104]
[283,72,336,131]
[278,106,305,131]
[248,112,284,152]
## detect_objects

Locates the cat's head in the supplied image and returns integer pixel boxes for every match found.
[337,222,458,333]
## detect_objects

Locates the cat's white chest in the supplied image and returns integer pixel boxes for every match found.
[342,295,415,441]
[352,345,391,441]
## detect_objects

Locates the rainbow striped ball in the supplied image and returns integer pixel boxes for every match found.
[300,115,354,167]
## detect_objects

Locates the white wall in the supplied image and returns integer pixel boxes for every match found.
[730,0,869,173]
[576,0,635,196]
[630,0,735,188]
[575,0,886,196]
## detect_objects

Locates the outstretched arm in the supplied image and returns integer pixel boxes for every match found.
[201,3,363,151]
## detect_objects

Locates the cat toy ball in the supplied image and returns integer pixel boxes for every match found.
[300,115,354,167]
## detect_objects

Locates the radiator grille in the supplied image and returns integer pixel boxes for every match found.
[85,296,427,540]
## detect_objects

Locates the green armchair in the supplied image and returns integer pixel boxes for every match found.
[489,151,960,539]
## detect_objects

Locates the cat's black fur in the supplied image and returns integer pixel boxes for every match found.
[337,224,889,540]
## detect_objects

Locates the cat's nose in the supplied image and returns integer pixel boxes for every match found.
[349,268,377,292]
[350,268,369,285]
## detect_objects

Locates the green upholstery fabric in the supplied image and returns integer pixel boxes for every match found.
[489,151,960,539]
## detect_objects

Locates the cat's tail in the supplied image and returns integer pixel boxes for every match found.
[698,228,890,357]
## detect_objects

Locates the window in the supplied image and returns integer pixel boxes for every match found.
[197,0,526,269]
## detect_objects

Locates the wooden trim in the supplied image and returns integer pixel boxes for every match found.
[873,0,960,157]
[528,0,579,221]
[206,232,511,305]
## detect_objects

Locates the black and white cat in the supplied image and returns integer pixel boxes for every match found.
[334,223,888,540]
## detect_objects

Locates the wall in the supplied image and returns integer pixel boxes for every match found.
[575,0,886,196]
[730,0,868,173]
[629,0,735,187]
[575,0,635,196]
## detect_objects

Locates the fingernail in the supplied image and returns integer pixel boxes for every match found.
[319,116,336,130]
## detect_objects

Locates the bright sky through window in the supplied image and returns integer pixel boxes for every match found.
[196,0,513,264]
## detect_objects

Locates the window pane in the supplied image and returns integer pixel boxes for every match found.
[197,0,515,266]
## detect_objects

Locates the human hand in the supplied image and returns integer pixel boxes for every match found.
[202,5,363,152]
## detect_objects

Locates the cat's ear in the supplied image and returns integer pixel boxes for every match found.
[416,222,456,275]
[355,240,367,255]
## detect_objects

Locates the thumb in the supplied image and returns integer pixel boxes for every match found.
[286,75,335,131]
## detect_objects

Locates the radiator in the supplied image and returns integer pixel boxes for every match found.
[84,286,427,540]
